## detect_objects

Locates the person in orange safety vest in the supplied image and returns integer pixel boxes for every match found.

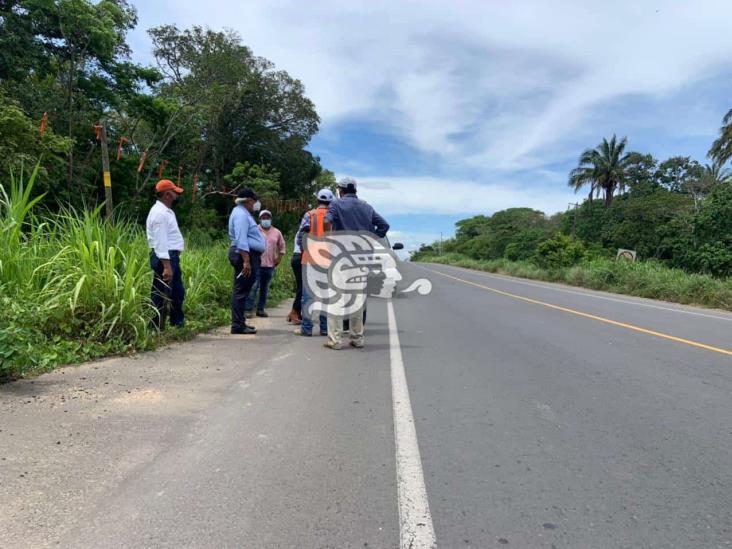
[294,188,334,336]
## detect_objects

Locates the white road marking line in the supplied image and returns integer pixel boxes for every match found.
[430,263,732,322]
[387,300,437,549]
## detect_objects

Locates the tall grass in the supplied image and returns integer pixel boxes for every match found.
[422,253,732,311]
[0,169,294,379]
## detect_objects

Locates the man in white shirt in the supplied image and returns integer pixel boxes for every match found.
[146,179,186,330]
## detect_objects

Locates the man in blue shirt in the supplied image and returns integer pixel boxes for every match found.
[228,187,266,334]
[322,177,390,349]
[325,177,389,236]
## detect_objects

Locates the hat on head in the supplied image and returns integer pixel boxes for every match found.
[155,179,184,194]
[235,187,258,201]
[258,209,272,218]
[336,177,357,190]
[317,188,334,202]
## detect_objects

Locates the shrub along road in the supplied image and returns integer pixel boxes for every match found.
[1,262,731,547]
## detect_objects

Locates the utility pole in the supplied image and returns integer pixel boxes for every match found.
[568,202,579,238]
[439,232,443,256]
[99,123,113,220]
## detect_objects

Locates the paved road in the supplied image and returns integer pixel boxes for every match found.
[2,261,731,548]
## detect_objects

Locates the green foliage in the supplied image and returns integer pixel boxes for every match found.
[504,229,547,261]
[0,3,327,224]
[600,190,693,259]
[146,24,321,200]
[671,183,732,276]
[224,161,281,200]
[568,135,633,207]
[314,169,337,193]
[533,233,585,269]
[709,108,732,165]
[0,94,72,185]
[452,208,552,260]
[0,0,156,204]
[421,253,732,312]
[0,168,293,379]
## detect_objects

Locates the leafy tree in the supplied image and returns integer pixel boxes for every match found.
[455,215,491,240]
[224,161,280,200]
[624,152,659,196]
[313,169,336,193]
[410,243,436,261]
[601,190,692,259]
[656,156,702,192]
[568,135,633,207]
[0,94,72,186]
[453,209,550,260]
[0,0,160,203]
[147,25,321,198]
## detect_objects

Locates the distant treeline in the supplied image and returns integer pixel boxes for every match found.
[414,126,732,278]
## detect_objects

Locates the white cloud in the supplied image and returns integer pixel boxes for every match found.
[132,0,732,216]
[154,0,732,170]
[355,176,577,217]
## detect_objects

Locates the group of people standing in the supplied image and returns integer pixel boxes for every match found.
[145,177,389,350]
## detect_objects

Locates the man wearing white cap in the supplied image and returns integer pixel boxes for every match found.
[323,177,390,349]
[245,209,286,317]
[294,187,334,337]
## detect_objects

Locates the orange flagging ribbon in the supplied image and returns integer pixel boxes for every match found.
[137,150,148,173]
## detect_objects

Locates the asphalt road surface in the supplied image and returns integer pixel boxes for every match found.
[2,261,731,548]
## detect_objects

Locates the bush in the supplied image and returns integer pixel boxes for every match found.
[504,228,547,261]
[533,234,586,269]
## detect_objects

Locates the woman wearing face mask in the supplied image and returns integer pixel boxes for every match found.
[245,209,286,318]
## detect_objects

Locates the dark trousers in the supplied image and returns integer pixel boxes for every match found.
[150,251,185,330]
[245,266,274,311]
[229,248,261,330]
[291,252,303,313]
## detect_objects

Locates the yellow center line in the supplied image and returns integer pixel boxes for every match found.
[420,265,732,358]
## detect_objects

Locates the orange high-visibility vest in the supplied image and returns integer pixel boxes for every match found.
[301,207,330,265]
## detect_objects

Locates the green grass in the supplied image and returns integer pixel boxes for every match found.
[0,167,294,379]
[420,253,732,311]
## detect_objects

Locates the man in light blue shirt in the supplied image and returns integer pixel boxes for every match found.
[228,187,266,334]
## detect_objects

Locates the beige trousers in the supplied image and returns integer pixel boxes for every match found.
[327,312,364,347]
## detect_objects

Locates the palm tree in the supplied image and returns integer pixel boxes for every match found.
[709,109,732,165]
[568,135,632,207]
[701,159,732,186]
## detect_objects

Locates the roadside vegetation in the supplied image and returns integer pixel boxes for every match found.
[0,168,294,379]
[0,1,325,378]
[413,129,732,310]
[423,253,732,311]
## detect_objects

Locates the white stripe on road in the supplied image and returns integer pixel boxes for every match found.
[387,300,437,549]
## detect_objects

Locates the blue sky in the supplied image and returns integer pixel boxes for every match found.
[127,1,732,251]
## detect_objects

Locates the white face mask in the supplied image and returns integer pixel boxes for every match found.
[260,219,272,229]
[253,200,262,212]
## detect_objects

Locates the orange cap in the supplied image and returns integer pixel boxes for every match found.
[155,179,184,194]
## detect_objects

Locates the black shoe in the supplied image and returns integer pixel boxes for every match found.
[320,331,328,336]
[256,309,268,318]
[231,326,257,335]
